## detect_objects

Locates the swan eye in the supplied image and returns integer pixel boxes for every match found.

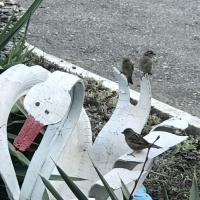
[35,102,40,106]
[45,109,50,115]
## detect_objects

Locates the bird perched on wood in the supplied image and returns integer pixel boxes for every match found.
[122,128,161,155]
[139,50,156,76]
[121,58,134,84]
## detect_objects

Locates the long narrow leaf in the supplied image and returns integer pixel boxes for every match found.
[42,189,50,200]
[15,168,26,178]
[53,161,88,200]
[15,14,31,61]
[7,45,15,64]
[2,13,32,69]
[7,120,25,127]
[8,132,17,140]
[49,174,87,182]
[162,186,169,200]
[89,156,119,200]
[19,47,34,63]
[15,101,27,117]
[8,141,30,166]
[120,178,130,200]
[0,62,21,70]
[39,174,64,200]
[0,0,43,51]
[0,14,14,38]
[189,172,200,200]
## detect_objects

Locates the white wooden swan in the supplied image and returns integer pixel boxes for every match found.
[0,64,49,200]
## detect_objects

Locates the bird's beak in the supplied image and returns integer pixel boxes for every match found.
[153,53,156,55]
[121,131,124,134]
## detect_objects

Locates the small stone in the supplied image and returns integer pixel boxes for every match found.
[0,2,4,7]
[4,0,16,6]
[0,14,9,22]
[2,9,10,13]
[0,22,4,27]
[11,15,17,21]
[4,50,10,56]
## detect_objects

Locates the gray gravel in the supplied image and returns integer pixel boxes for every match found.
[17,0,200,117]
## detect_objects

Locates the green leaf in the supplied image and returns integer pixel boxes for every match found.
[7,132,17,140]
[0,14,14,38]
[0,62,21,71]
[7,120,25,127]
[120,178,130,200]
[9,14,31,64]
[42,189,50,200]
[19,47,34,63]
[7,45,15,64]
[162,186,169,200]
[15,168,26,178]
[89,157,119,200]
[53,161,88,200]
[49,174,87,182]
[39,174,64,200]
[0,0,43,51]
[189,172,200,200]
[8,141,30,166]
[15,101,27,117]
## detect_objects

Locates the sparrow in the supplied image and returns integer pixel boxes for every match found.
[121,58,134,84]
[122,128,161,154]
[139,50,156,76]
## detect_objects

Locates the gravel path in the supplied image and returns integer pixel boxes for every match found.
[17,0,200,117]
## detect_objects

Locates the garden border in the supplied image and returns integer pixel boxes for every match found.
[26,43,200,134]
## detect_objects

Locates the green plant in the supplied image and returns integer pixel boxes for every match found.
[0,0,42,51]
[189,171,200,200]
[0,0,43,71]
[162,171,200,200]
[0,0,44,198]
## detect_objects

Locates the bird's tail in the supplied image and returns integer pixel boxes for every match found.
[128,77,133,84]
[152,143,161,149]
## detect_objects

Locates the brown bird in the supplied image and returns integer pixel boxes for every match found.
[139,50,156,76]
[122,128,161,154]
[121,58,134,84]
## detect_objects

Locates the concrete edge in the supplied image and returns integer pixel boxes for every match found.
[26,43,200,131]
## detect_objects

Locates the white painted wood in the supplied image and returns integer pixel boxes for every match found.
[152,117,189,130]
[89,118,188,199]
[19,71,86,200]
[87,68,151,186]
[0,64,49,200]
[49,109,93,199]
[24,71,72,125]
[0,64,189,200]
[71,199,95,200]
[117,118,188,163]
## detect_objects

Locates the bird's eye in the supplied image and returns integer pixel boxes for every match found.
[35,102,40,106]
[45,109,50,115]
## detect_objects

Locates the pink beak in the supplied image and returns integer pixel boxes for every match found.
[13,115,44,152]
